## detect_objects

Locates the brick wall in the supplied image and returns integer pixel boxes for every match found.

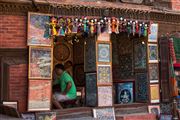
[8,64,28,112]
[0,15,27,48]
[172,0,180,11]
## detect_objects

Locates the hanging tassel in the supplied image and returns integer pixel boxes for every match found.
[44,23,50,38]
[132,22,136,36]
[97,21,101,35]
[115,18,119,34]
[72,18,78,33]
[90,19,95,35]
[108,18,112,34]
[139,23,142,37]
[111,17,116,33]
[50,17,58,36]
[144,24,148,37]
[135,20,139,34]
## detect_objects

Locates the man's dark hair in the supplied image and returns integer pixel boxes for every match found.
[55,64,65,70]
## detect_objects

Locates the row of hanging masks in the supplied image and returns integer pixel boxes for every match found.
[44,16,149,38]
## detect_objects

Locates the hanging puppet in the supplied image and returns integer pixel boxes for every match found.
[139,23,142,37]
[111,17,116,33]
[97,21,101,35]
[58,17,65,36]
[135,21,139,34]
[72,18,78,33]
[90,19,95,35]
[65,18,72,35]
[50,17,58,36]
[144,24,148,37]
[108,18,112,34]
[115,18,119,34]
[132,21,136,36]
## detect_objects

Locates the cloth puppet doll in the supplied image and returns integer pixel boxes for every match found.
[90,19,94,35]
[111,17,116,33]
[58,17,65,36]
[115,18,119,34]
[108,18,112,34]
[72,18,78,33]
[139,24,142,37]
[132,22,136,36]
[50,17,58,36]
[65,18,72,35]
[97,21,101,35]
[144,24,148,37]
[135,21,139,34]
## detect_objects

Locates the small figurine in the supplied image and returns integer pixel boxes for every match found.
[50,17,58,36]
[65,18,72,34]
[58,17,65,36]
[111,17,116,33]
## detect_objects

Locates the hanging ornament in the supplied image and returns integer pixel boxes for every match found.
[44,23,50,38]
[132,22,136,36]
[115,18,119,34]
[97,21,101,35]
[108,18,112,34]
[144,24,148,37]
[65,18,72,34]
[72,18,78,33]
[139,23,142,37]
[111,17,116,33]
[50,17,58,36]
[90,19,95,35]
[135,20,139,34]
[58,17,65,36]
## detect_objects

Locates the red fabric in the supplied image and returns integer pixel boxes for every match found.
[174,63,180,68]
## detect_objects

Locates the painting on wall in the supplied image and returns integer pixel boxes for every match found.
[85,72,97,107]
[28,80,51,111]
[97,43,111,63]
[148,44,158,63]
[93,107,115,120]
[97,65,112,85]
[150,84,160,103]
[134,42,146,69]
[29,47,52,79]
[115,82,133,104]
[36,112,56,120]
[28,12,52,46]
[98,86,113,106]
[135,73,148,102]
[148,105,160,115]
[149,63,159,83]
[148,23,158,42]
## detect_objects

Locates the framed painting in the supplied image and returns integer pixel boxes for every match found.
[148,105,160,115]
[135,73,148,102]
[149,63,159,83]
[150,84,160,103]
[93,107,116,120]
[28,80,51,111]
[21,113,36,120]
[97,65,112,85]
[85,72,97,107]
[134,41,146,70]
[148,23,158,42]
[98,86,113,106]
[28,12,52,46]
[2,101,18,110]
[36,112,56,120]
[97,42,111,63]
[115,82,134,104]
[29,46,53,79]
[148,44,158,63]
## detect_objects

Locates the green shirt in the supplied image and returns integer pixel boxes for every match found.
[54,71,77,99]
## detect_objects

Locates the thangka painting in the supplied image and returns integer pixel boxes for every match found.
[97,43,111,63]
[28,12,52,46]
[29,47,52,79]
[28,80,51,111]
[97,65,112,85]
[148,23,158,42]
[134,42,146,69]
[93,107,115,120]
[148,44,158,63]
[150,84,160,103]
[116,82,133,104]
[135,73,148,102]
[149,64,159,83]
[98,86,113,106]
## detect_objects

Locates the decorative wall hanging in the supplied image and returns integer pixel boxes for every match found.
[98,86,113,106]
[150,84,160,103]
[148,23,158,42]
[28,80,51,111]
[93,107,116,120]
[135,73,148,102]
[149,63,159,83]
[134,41,146,70]
[148,44,158,63]
[115,82,134,104]
[97,65,112,85]
[85,72,97,107]
[28,13,52,46]
[29,46,52,79]
[97,43,111,63]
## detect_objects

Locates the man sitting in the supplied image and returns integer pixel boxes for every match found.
[52,64,77,109]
